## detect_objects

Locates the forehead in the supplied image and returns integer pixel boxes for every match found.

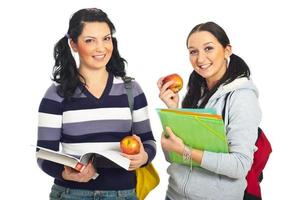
[187,31,219,47]
[80,22,111,37]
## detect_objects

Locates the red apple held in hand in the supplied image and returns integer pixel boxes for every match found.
[162,73,183,93]
[120,136,140,155]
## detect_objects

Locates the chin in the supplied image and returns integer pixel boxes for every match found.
[90,62,108,69]
[195,70,212,79]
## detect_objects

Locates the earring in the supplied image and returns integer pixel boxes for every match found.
[225,57,230,67]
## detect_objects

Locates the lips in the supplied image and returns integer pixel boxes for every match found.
[195,63,212,71]
[199,64,211,69]
[92,54,105,61]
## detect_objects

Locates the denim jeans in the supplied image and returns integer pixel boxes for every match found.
[50,184,138,200]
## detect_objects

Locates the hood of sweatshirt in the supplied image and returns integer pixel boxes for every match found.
[208,77,259,102]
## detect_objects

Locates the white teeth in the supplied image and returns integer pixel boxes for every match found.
[199,64,210,69]
[93,55,105,60]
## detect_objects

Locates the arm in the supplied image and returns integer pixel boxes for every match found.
[36,84,65,180]
[123,81,156,170]
[201,90,261,178]
[162,90,261,179]
[37,84,97,182]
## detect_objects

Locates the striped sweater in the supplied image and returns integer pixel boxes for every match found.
[37,73,156,190]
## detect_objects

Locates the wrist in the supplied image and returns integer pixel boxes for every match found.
[176,143,185,155]
[182,145,192,163]
[143,151,149,165]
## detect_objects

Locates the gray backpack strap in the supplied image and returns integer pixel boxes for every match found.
[122,76,135,113]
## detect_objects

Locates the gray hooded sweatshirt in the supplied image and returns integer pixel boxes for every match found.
[166,77,262,200]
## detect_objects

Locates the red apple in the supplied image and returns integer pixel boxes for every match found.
[162,73,183,93]
[120,136,140,155]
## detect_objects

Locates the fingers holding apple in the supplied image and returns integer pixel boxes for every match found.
[120,135,148,171]
[160,80,175,94]
[157,76,173,92]
[157,74,183,109]
[158,73,183,93]
[120,135,141,155]
[162,73,183,93]
[157,76,165,90]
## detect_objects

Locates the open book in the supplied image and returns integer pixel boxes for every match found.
[36,144,130,173]
[157,108,228,166]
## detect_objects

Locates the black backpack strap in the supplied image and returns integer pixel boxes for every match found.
[121,76,135,113]
[222,92,231,122]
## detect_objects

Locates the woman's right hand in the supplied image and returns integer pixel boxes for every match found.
[62,161,96,182]
[157,77,179,109]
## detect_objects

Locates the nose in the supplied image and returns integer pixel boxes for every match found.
[196,51,206,64]
[95,41,105,52]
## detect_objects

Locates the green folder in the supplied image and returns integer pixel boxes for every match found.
[156,108,229,167]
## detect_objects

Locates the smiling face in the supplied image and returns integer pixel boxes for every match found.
[70,22,113,70]
[187,31,231,89]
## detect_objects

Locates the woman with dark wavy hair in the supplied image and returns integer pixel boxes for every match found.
[37,8,156,200]
[157,22,261,200]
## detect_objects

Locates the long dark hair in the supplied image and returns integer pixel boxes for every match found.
[52,8,126,98]
[182,22,250,108]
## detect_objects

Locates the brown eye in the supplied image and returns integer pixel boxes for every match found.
[85,38,95,43]
[204,46,214,52]
[104,36,111,41]
[189,50,198,55]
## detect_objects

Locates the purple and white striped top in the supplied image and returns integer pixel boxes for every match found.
[37,73,156,190]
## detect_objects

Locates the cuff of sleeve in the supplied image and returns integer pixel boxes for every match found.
[41,160,65,181]
[143,144,156,166]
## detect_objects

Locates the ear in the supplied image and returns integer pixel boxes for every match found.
[70,39,78,52]
[224,44,232,60]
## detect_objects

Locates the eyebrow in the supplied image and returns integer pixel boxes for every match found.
[188,42,215,49]
[83,33,112,39]
[203,42,214,46]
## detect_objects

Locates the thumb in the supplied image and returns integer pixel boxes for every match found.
[157,77,165,89]
[132,134,141,144]
[132,134,144,151]
[165,127,175,138]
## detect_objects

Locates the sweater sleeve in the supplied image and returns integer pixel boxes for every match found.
[201,89,261,179]
[131,81,156,164]
[36,84,64,180]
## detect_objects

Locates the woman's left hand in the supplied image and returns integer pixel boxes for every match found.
[161,127,184,155]
[121,135,148,171]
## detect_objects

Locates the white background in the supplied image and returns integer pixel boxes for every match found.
[1,0,298,199]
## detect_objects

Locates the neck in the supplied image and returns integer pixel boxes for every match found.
[206,80,217,90]
[79,66,109,88]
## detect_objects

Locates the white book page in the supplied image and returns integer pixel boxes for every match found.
[62,142,130,170]
[36,149,79,169]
